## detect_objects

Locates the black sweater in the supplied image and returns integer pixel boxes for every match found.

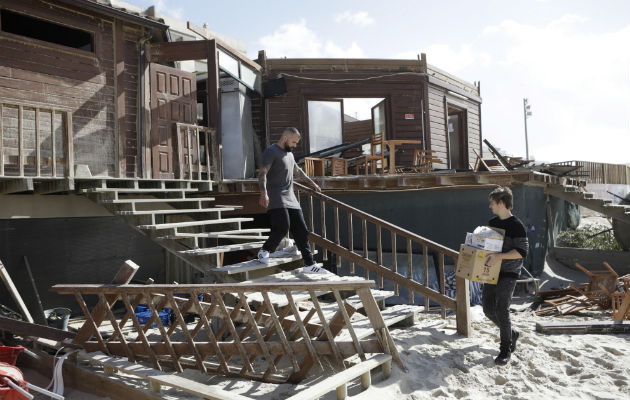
[489,215,529,279]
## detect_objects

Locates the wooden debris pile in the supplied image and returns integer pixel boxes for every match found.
[535,262,630,320]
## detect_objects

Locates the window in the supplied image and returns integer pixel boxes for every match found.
[0,9,94,52]
[308,100,343,153]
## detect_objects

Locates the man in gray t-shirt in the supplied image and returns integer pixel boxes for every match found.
[257,127,322,271]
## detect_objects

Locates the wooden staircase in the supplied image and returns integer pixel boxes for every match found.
[545,184,630,224]
[79,179,270,278]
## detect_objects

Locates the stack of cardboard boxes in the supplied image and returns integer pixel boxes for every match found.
[456,227,505,284]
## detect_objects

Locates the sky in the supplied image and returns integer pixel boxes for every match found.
[131,0,629,164]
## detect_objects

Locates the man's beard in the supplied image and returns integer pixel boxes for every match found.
[284,143,294,152]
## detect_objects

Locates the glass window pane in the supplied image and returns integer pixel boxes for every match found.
[218,48,239,78]
[308,101,342,153]
[240,64,260,91]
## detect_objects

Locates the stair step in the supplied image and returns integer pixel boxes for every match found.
[603,203,627,209]
[583,192,595,199]
[101,197,215,204]
[213,252,310,275]
[115,207,238,216]
[81,188,199,194]
[336,304,418,341]
[178,241,265,256]
[170,228,271,238]
[137,217,253,230]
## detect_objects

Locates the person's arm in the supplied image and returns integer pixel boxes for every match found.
[294,164,321,192]
[485,249,522,267]
[258,166,270,208]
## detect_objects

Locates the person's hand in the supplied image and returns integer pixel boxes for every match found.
[312,183,321,192]
[485,253,502,267]
[259,192,269,208]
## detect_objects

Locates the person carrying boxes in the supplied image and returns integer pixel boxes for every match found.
[483,186,529,366]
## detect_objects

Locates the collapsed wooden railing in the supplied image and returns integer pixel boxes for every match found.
[51,280,402,383]
[0,101,73,178]
[295,183,470,336]
[175,122,222,181]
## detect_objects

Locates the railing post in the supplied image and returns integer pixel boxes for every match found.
[455,275,471,337]
[35,108,41,177]
[51,109,56,177]
[0,103,3,176]
[18,105,23,176]
[66,111,74,178]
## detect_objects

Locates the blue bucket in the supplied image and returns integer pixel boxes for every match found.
[134,305,171,328]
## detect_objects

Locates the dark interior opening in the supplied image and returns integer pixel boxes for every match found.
[0,9,94,52]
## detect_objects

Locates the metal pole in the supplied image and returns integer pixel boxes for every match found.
[523,98,529,160]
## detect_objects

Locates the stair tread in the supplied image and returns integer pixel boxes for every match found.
[241,268,364,307]
[178,241,265,256]
[102,197,215,204]
[138,217,253,230]
[81,188,198,194]
[336,304,418,341]
[115,207,238,216]
[172,228,271,237]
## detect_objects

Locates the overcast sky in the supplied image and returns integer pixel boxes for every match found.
[132,0,629,164]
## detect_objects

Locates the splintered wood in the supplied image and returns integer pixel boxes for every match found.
[51,280,403,383]
[535,262,629,320]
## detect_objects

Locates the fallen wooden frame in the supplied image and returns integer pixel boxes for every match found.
[536,320,630,334]
[51,280,403,384]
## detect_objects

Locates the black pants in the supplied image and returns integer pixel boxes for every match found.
[482,276,518,351]
[262,207,314,266]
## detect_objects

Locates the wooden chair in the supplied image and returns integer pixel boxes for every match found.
[355,133,387,175]
[304,157,326,177]
[395,149,442,173]
[472,148,507,172]
[328,157,348,176]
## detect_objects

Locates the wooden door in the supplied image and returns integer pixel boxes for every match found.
[150,63,196,179]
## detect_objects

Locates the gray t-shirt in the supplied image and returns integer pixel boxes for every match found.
[261,144,300,210]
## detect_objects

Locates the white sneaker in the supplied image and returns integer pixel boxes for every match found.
[303,264,326,274]
[257,249,269,264]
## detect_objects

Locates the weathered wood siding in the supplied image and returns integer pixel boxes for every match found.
[263,59,481,169]
[0,0,146,177]
[426,84,481,169]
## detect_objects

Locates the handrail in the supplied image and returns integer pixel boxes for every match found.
[294,182,470,336]
[0,101,73,178]
[52,280,403,383]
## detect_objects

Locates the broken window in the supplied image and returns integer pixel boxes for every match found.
[0,9,94,52]
[307,100,343,153]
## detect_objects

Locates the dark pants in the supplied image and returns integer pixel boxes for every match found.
[482,276,518,351]
[262,207,314,266]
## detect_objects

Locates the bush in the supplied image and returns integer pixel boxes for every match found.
[556,224,623,251]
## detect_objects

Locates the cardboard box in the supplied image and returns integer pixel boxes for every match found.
[455,244,500,284]
[465,227,505,251]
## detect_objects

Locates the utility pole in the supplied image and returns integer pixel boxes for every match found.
[523,98,532,160]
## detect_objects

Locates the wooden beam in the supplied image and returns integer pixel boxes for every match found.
[66,112,74,178]
[206,40,220,132]
[0,315,76,342]
[0,178,33,194]
[0,259,33,323]
[149,41,210,62]
[34,178,74,194]
[536,320,630,334]
[115,19,126,178]
[455,275,470,337]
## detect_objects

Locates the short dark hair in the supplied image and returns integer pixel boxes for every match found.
[489,186,513,210]
[282,127,301,138]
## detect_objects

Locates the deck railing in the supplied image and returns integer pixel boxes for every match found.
[52,280,401,383]
[295,183,470,336]
[554,160,630,185]
[0,101,73,178]
[175,122,222,181]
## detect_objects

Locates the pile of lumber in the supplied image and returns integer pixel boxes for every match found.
[535,262,630,320]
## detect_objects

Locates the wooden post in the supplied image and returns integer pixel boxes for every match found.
[360,370,371,390]
[35,108,40,177]
[455,275,471,337]
[115,19,126,178]
[423,244,429,311]
[0,259,33,323]
[382,359,392,379]
[65,112,74,178]
[51,109,56,177]
[206,39,220,154]
[23,256,47,325]
[336,383,347,400]
[18,105,23,176]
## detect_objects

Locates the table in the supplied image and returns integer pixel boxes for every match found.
[385,140,423,174]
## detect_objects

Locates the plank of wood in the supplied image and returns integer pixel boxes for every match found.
[23,256,47,325]
[137,217,253,230]
[536,321,630,334]
[178,241,265,256]
[286,354,392,400]
[0,259,34,323]
[336,305,418,341]
[0,315,76,342]
[101,197,215,204]
[115,207,238,216]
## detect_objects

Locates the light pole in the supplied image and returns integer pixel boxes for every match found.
[523,98,532,160]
